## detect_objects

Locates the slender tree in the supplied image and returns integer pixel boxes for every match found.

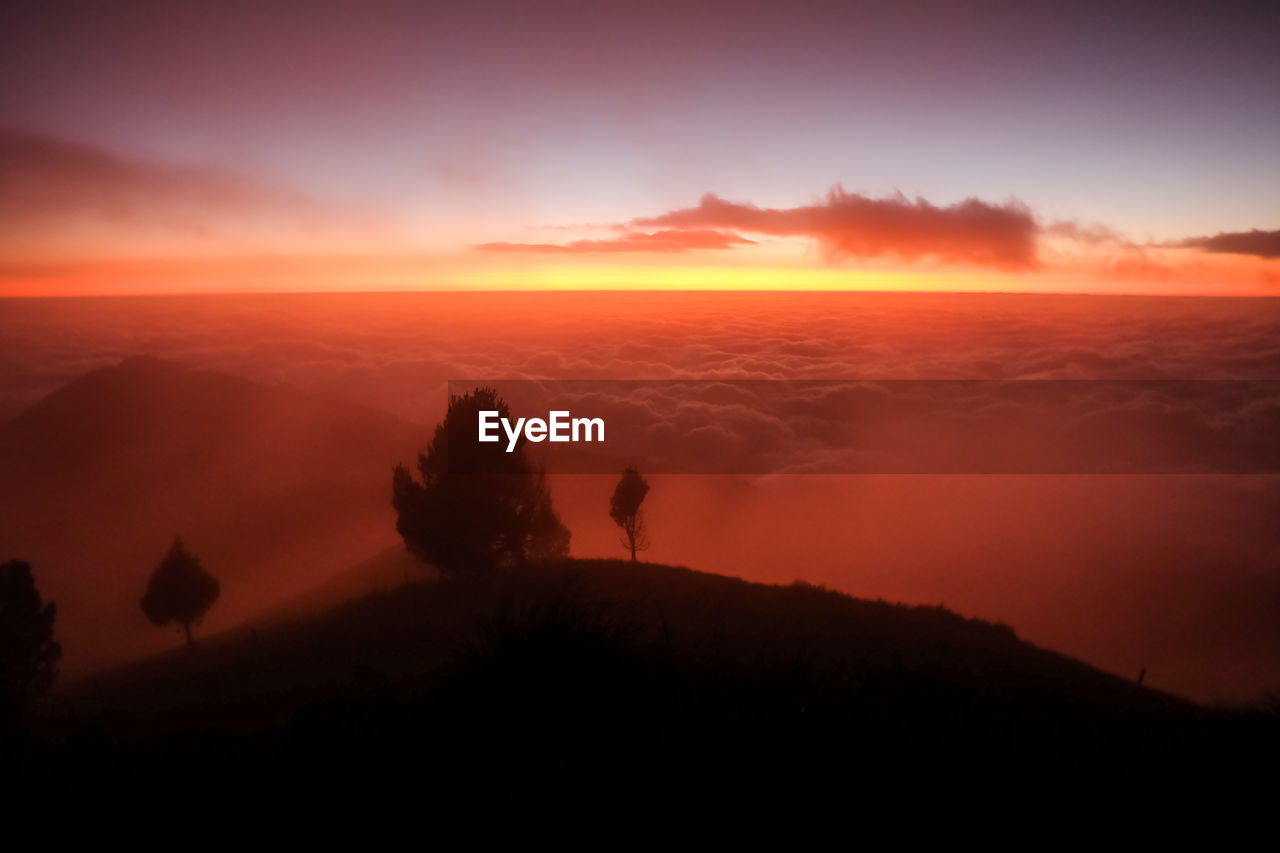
[392,387,570,576]
[609,466,650,561]
[1,560,61,728]
[140,538,220,649]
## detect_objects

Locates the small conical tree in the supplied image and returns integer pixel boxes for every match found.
[140,538,220,649]
[609,466,650,561]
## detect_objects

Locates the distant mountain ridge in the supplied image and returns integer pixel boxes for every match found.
[0,355,425,675]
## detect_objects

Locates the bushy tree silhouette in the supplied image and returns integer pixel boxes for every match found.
[393,387,570,575]
[140,538,220,649]
[0,560,61,728]
[610,466,650,561]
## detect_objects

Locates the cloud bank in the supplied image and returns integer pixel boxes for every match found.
[1176,229,1280,259]
[4,292,1280,702]
[0,130,384,265]
[483,186,1040,269]
[0,130,310,224]
[471,185,1278,291]
[475,229,754,254]
[634,187,1040,269]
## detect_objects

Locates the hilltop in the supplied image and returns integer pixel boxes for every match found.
[26,555,1275,787]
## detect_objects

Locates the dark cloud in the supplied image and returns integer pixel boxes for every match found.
[0,130,322,226]
[1176,229,1280,259]
[474,229,755,254]
[476,186,1039,268]
[631,186,1040,269]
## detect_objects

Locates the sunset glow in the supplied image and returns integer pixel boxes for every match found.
[5,0,1280,794]
[3,2,1277,297]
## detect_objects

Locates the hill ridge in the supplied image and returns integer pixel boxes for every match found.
[46,554,1187,739]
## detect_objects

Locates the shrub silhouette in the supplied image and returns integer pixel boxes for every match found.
[392,387,570,575]
[140,538,220,649]
[609,466,650,561]
[0,560,61,729]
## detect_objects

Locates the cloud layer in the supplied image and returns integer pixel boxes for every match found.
[0,131,307,224]
[475,229,754,253]
[0,130,382,264]
[482,186,1040,270]
[4,292,1280,701]
[633,187,1040,269]
[1176,229,1280,259]
[469,186,1278,290]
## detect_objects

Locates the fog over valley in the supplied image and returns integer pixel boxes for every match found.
[2,291,1278,702]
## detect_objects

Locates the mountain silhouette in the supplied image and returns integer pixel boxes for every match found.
[0,356,424,674]
[27,557,1277,787]
[64,556,1179,720]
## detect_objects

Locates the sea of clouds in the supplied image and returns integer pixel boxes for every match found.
[2,291,1279,701]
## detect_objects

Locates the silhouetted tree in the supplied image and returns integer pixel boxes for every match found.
[1,560,61,728]
[609,466,650,561]
[393,387,570,575]
[140,538,220,649]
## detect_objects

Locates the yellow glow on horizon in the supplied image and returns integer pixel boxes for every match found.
[3,254,1276,297]
[455,265,1016,292]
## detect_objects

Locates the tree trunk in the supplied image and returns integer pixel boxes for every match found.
[629,535,637,562]
[184,621,194,650]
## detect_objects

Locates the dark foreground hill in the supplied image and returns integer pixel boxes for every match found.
[17,557,1280,790]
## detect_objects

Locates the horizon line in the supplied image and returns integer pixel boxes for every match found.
[3,288,1279,301]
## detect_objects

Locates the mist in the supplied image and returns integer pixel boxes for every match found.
[2,291,1278,702]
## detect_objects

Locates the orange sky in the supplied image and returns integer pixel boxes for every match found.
[2,134,1275,296]
[6,244,1277,298]
[3,3,1279,297]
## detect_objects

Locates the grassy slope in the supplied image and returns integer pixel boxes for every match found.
[44,556,1184,734]
[27,556,1280,788]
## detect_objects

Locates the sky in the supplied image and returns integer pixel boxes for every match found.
[2,0,1279,295]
